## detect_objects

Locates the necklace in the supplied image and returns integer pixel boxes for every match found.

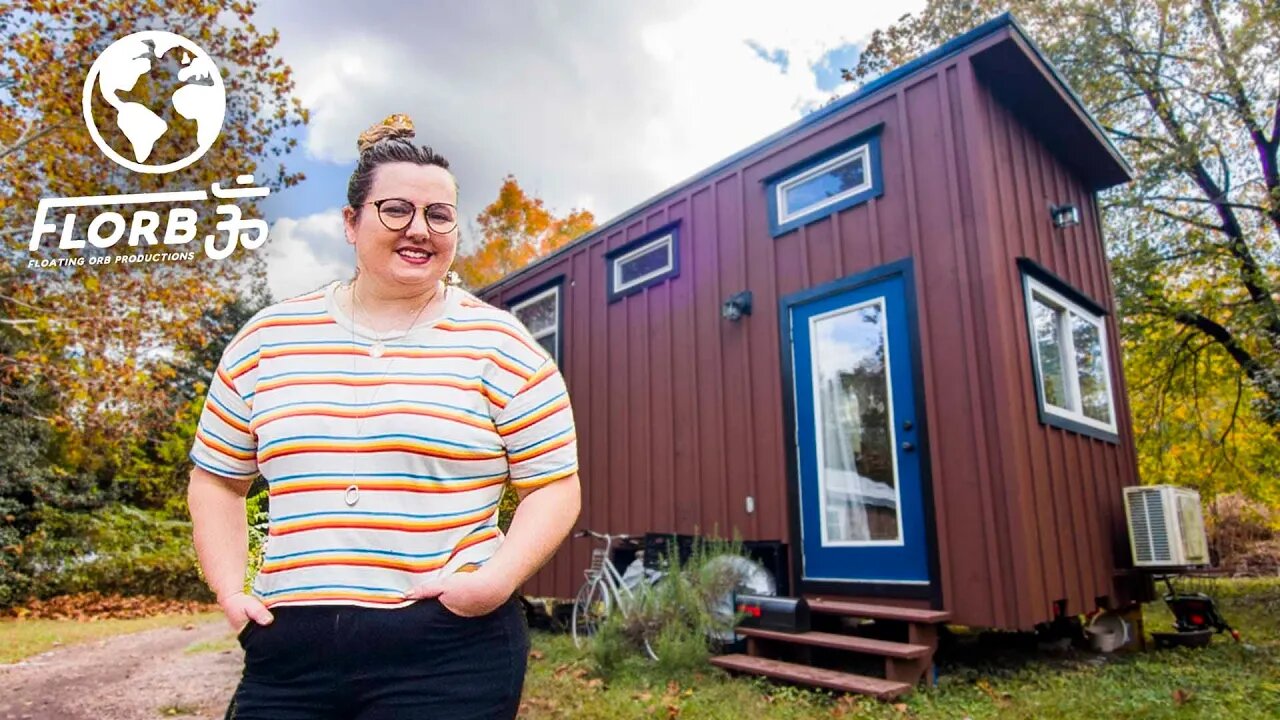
[351,282,439,357]
[343,280,444,506]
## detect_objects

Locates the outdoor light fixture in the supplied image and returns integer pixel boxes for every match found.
[1051,203,1080,229]
[722,290,753,321]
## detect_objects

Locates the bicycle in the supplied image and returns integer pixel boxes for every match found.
[570,529,662,661]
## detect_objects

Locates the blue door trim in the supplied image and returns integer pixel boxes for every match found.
[778,258,943,606]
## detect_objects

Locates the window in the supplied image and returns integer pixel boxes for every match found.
[606,223,680,301]
[1020,262,1117,438]
[765,125,884,237]
[510,283,561,364]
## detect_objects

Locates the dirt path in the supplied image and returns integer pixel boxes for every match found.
[0,620,241,720]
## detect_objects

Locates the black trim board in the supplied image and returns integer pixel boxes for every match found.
[605,221,681,303]
[505,273,567,368]
[1015,258,1120,444]
[1016,257,1107,316]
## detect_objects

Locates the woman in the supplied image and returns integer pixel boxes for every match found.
[187,114,581,720]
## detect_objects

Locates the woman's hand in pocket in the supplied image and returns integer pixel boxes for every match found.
[219,590,274,633]
[405,567,514,617]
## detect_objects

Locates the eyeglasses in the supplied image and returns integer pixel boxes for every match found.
[363,198,458,234]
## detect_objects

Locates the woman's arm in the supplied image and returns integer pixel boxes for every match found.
[187,466,274,628]
[406,473,581,614]
[484,473,582,588]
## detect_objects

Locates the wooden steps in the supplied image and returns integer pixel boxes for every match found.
[805,598,951,624]
[735,626,930,658]
[714,598,949,701]
[710,654,912,700]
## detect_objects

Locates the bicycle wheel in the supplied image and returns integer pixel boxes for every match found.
[642,634,660,662]
[571,579,610,648]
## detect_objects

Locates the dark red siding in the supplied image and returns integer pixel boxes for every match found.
[482,27,1140,630]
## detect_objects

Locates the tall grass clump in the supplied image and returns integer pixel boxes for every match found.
[587,534,764,680]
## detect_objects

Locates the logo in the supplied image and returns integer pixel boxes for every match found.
[82,31,226,174]
[27,32,268,268]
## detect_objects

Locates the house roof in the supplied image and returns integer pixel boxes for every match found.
[479,12,1132,297]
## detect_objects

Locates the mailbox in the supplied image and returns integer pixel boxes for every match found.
[734,593,810,633]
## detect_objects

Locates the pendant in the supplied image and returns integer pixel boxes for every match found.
[344,484,360,506]
[369,341,385,358]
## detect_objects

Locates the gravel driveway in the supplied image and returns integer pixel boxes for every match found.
[0,620,240,720]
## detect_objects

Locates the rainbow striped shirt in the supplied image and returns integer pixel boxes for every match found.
[189,280,579,609]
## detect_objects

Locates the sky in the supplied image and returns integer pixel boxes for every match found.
[251,0,927,301]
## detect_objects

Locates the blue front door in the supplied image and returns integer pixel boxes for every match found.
[787,265,931,586]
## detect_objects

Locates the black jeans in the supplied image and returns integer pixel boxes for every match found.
[228,597,529,720]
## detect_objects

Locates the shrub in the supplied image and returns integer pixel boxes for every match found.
[245,482,269,584]
[498,483,519,532]
[1208,493,1278,574]
[587,608,640,677]
[21,505,212,601]
[0,522,33,608]
[586,535,758,679]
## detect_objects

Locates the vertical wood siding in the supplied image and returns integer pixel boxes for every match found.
[483,34,1139,629]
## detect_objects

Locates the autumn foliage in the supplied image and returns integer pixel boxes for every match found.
[0,0,305,607]
[3,592,217,621]
[855,1,1280,518]
[455,175,595,290]
[1,0,307,440]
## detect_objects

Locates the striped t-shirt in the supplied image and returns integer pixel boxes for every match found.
[188,279,579,609]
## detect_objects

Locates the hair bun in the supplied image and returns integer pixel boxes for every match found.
[357,114,416,154]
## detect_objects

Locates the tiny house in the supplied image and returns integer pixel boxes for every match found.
[480,14,1149,692]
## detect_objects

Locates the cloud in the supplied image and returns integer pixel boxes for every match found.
[256,0,924,225]
[746,41,791,74]
[252,1,925,289]
[265,209,351,301]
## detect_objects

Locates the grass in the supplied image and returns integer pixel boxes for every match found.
[520,577,1280,719]
[183,635,238,655]
[0,611,222,664]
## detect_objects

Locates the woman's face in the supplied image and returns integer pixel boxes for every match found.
[343,162,459,292]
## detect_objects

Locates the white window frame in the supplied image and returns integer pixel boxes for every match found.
[776,143,874,226]
[1023,275,1118,435]
[611,232,674,295]
[510,285,560,364]
[808,298,905,548]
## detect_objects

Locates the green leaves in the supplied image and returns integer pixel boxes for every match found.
[857,1,1280,506]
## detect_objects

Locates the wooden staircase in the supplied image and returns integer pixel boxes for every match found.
[709,597,949,700]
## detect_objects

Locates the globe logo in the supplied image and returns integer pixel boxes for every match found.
[81,31,226,174]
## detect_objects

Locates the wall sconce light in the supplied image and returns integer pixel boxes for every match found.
[722,290,753,321]
[1050,203,1080,229]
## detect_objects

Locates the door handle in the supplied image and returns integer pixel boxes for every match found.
[901,441,915,452]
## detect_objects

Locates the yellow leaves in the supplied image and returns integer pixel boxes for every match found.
[2,0,302,443]
[456,174,595,289]
[1128,331,1280,507]
[976,678,1011,707]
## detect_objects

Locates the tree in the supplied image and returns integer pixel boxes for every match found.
[0,0,306,449]
[455,175,595,290]
[0,1,307,605]
[850,1,1280,506]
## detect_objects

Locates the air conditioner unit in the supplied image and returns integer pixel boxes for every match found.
[1123,486,1210,567]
